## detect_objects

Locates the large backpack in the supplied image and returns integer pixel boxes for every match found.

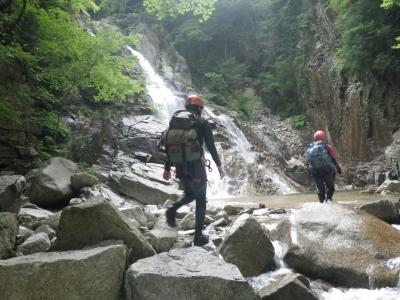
[162,110,202,164]
[306,141,333,171]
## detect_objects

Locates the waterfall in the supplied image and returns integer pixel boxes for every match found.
[127,47,294,197]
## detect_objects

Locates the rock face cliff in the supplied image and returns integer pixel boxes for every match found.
[305,0,400,165]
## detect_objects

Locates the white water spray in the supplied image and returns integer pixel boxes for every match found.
[128,47,294,197]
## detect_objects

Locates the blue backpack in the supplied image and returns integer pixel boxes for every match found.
[306,141,334,171]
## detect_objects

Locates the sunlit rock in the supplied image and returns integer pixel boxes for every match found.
[0,244,127,300]
[359,199,399,223]
[124,247,258,300]
[17,232,51,255]
[219,214,275,277]
[25,157,78,206]
[54,197,155,262]
[376,180,400,194]
[146,229,178,253]
[283,203,400,288]
[257,272,318,300]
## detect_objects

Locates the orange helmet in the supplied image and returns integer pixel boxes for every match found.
[314,130,327,141]
[185,95,205,108]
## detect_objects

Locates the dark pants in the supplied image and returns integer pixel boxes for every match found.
[311,168,336,203]
[170,178,207,236]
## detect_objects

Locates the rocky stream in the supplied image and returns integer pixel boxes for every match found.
[1,13,400,300]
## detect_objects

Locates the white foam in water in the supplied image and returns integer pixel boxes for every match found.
[129,48,294,197]
[316,287,400,300]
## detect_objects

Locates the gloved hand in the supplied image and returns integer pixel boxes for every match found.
[337,167,342,175]
[163,170,171,181]
[218,165,225,179]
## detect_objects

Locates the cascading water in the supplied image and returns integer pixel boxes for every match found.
[127,46,294,198]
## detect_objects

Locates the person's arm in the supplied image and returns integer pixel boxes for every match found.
[202,120,221,167]
[327,143,342,174]
[202,120,225,178]
[163,160,172,180]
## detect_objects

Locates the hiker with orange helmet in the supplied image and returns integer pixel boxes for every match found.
[306,130,342,203]
[162,95,225,246]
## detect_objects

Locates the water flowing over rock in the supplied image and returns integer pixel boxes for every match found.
[25,157,79,206]
[257,273,318,300]
[0,175,26,213]
[124,247,258,300]
[359,200,400,223]
[54,197,155,262]
[283,203,400,288]
[219,214,275,277]
[0,213,18,259]
[376,180,400,194]
[385,130,400,179]
[0,244,127,300]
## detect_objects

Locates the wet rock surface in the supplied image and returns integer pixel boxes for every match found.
[282,203,400,288]
[0,213,18,259]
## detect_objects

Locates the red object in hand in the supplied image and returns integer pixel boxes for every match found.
[163,170,171,181]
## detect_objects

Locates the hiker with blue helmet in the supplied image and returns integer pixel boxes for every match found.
[162,95,225,246]
[306,130,342,203]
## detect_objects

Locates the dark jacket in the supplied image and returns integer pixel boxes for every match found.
[164,117,221,180]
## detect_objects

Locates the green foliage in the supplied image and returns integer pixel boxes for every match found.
[0,0,144,157]
[381,0,400,49]
[234,91,262,122]
[143,0,217,21]
[288,115,309,130]
[329,0,400,76]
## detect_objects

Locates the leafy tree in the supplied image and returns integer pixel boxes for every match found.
[381,0,400,49]
[143,0,217,21]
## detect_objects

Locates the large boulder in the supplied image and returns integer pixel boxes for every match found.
[124,247,258,300]
[0,244,127,300]
[359,200,399,223]
[0,213,18,259]
[17,232,51,255]
[54,197,155,262]
[282,203,400,288]
[257,273,318,300]
[385,130,400,178]
[146,229,178,253]
[109,171,180,205]
[376,180,400,194]
[0,175,26,213]
[18,207,55,230]
[25,157,78,206]
[219,214,275,277]
[70,172,98,192]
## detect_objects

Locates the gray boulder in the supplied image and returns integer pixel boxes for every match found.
[0,175,25,213]
[385,131,400,178]
[54,197,155,262]
[35,224,57,239]
[124,247,258,300]
[18,207,54,230]
[0,244,127,300]
[283,203,400,288]
[120,206,148,227]
[0,213,18,259]
[109,171,180,205]
[376,180,400,194]
[70,172,98,192]
[219,214,275,277]
[258,273,318,300]
[359,199,399,223]
[180,212,196,230]
[17,226,34,242]
[25,157,78,206]
[17,232,51,255]
[146,229,178,253]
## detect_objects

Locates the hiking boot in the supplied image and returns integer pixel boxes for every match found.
[165,207,176,227]
[193,234,209,247]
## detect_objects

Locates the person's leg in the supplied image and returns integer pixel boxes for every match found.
[193,181,208,246]
[166,179,195,227]
[312,170,326,203]
[325,169,336,201]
